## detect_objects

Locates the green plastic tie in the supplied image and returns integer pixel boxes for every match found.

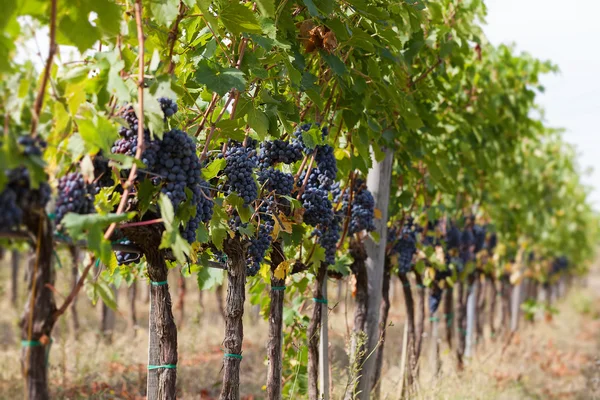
[271,286,286,291]
[95,259,100,267]
[148,364,177,370]
[224,353,243,360]
[21,340,42,347]
[312,297,328,304]
[403,283,411,287]
[416,284,425,289]
[53,250,63,269]
[48,213,56,220]
[54,232,70,242]
[22,338,53,366]
[429,316,439,322]
[151,280,168,286]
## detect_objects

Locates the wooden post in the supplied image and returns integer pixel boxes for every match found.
[510,281,521,332]
[359,148,393,399]
[21,214,57,400]
[219,238,246,400]
[11,249,19,307]
[69,247,80,337]
[319,280,329,400]
[464,280,477,359]
[266,242,285,400]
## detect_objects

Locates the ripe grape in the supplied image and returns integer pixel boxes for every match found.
[0,188,22,229]
[292,123,329,154]
[301,187,333,227]
[429,288,442,315]
[55,172,96,225]
[313,214,342,265]
[116,239,141,265]
[247,217,274,276]
[258,139,302,168]
[158,97,178,119]
[390,224,417,274]
[223,141,258,205]
[0,137,50,230]
[258,168,294,196]
[473,224,486,253]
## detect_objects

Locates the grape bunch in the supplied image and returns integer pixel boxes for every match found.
[393,225,417,274]
[313,145,337,189]
[487,231,497,255]
[246,218,274,276]
[473,224,486,253]
[223,141,258,205]
[111,106,161,170]
[429,286,442,315]
[92,152,115,192]
[0,137,51,230]
[116,239,141,265]
[460,228,475,264]
[55,172,96,225]
[292,123,328,153]
[340,178,375,234]
[17,136,46,157]
[446,224,461,250]
[150,129,214,243]
[158,97,178,118]
[301,187,333,227]
[258,168,294,196]
[258,139,302,168]
[0,189,22,229]
[551,256,568,276]
[313,214,342,266]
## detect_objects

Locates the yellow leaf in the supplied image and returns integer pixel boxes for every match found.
[274,259,292,280]
[425,267,435,282]
[273,213,293,238]
[374,208,382,219]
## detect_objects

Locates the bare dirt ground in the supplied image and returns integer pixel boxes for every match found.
[0,251,599,399]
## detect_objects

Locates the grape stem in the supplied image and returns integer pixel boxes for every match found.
[336,172,355,249]
[167,1,187,74]
[30,0,57,137]
[103,0,146,242]
[119,218,164,229]
[52,256,96,323]
[296,150,317,200]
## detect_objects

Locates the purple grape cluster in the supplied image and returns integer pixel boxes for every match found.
[389,224,417,274]
[151,129,214,243]
[0,189,22,229]
[92,152,115,192]
[158,97,178,118]
[313,214,342,265]
[460,228,475,264]
[292,123,328,153]
[0,137,51,230]
[55,172,96,225]
[116,239,141,265]
[340,179,375,234]
[223,141,258,205]
[446,224,461,250]
[106,99,214,245]
[17,136,46,157]
[111,106,161,170]
[258,139,302,168]
[429,288,442,315]
[473,224,486,253]
[258,168,294,196]
[301,187,333,227]
[247,218,274,276]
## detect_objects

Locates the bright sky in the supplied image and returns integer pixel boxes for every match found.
[484,0,600,209]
